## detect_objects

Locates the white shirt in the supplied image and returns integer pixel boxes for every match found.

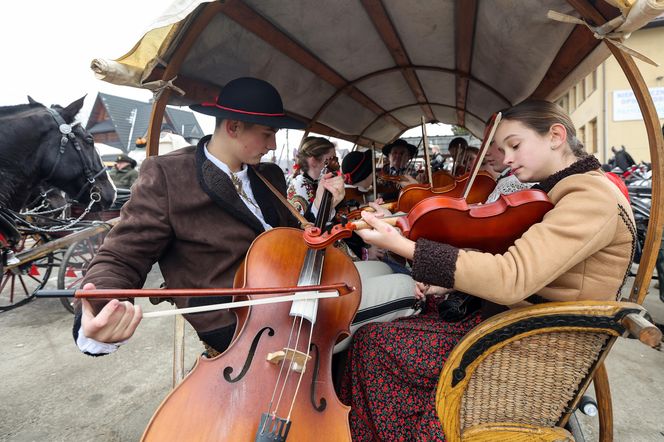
[203,145,272,231]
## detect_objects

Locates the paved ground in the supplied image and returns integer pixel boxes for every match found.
[1,266,663,441]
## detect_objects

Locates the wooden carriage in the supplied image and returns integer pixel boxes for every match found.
[92,1,664,440]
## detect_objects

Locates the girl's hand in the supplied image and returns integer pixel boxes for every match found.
[355,211,415,260]
[415,282,452,300]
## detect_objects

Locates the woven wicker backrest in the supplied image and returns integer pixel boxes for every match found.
[459,331,609,430]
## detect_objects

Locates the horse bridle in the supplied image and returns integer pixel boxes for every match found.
[44,107,107,203]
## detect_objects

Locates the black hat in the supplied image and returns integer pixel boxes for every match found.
[115,154,137,168]
[342,150,373,184]
[190,77,306,129]
[382,139,417,158]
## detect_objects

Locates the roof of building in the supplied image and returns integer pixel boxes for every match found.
[86,93,204,150]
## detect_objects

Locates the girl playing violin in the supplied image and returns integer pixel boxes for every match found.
[340,100,635,441]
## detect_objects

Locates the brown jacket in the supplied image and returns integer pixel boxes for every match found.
[81,138,299,335]
[412,156,635,305]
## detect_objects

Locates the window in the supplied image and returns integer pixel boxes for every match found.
[588,118,597,153]
[577,81,585,106]
[587,69,597,95]
[577,125,586,150]
[569,88,577,112]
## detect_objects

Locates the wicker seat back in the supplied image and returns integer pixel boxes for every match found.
[436,301,656,441]
[460,331,608,430]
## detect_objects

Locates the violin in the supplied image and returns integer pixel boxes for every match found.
[392,117,498,212]
[396,170,496,212]
[142,157,361,442]
[304,189,554,254]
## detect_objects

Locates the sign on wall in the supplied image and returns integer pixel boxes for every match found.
[613,87,664,121]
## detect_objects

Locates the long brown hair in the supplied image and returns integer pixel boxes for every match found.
[501,100,587,158]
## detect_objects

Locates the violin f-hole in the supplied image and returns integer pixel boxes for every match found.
[223,326,274,383]
[309,343,327,412]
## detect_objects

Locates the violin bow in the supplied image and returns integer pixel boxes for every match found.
[253,168,313,229]
[369,142,377,202]
[421,116,433,185]
[461,112,502,200]
[451,142,461,175]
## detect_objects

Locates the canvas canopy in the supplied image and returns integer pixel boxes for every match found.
[92,0,662,146]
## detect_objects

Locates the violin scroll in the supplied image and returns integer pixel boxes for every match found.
[303,224,355,249]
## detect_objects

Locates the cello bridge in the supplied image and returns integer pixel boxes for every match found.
[266,348,311,373]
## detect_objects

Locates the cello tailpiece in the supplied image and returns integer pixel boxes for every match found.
[255,413,291,441]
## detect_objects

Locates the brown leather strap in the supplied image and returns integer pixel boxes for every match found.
[253,168,313,228]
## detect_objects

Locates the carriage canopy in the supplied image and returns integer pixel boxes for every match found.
[92,0,662,146]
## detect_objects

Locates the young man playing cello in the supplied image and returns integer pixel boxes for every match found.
[75,77,345,356]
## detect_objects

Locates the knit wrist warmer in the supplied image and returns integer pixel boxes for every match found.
[411,238,459,288]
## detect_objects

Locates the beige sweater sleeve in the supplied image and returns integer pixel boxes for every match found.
[451,175,619,305]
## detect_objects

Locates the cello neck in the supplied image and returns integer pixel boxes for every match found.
[314,156,340,229]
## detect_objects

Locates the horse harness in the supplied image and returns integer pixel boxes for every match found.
[44,107,106,203]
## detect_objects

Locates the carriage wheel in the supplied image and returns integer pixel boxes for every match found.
[0,234,54,311]
[57,234,104,314]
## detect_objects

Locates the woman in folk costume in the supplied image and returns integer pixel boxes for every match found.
[287,136,337,217]
[340,100,635,441]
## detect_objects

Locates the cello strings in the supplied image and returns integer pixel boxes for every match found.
[263,314,299,422]
[274,315,306,415]
[270,247,318,418]
[287,323,315,420]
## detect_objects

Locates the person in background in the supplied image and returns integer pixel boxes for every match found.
[287,136,339,217]
[108,154,139,189]
[447,136,468,175]
[378,138,419,200]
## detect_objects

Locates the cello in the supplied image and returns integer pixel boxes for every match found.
[141,158,361,442]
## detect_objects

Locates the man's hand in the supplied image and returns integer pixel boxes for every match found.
[313,172,345,209]
[398,175,418,187]
[366,201,392,217]
[81,283,142,343]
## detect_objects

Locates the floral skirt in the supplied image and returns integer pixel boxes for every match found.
[340,300,483,441]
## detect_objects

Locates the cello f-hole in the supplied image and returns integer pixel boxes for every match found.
[309,343,327,412]
[223,326,274,383]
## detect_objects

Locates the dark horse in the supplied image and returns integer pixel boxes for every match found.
[0,96,116,212]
